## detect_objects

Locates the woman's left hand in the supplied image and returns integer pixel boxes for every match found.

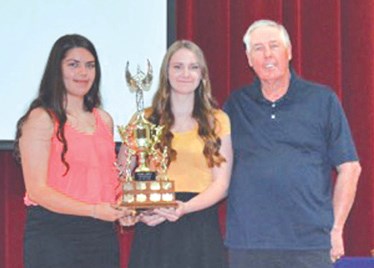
[118,214,139,226]
[117,207,138,226]
[140,211,166,226]
[153,201,186,222]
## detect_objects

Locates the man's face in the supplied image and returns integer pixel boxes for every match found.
[246,26,292,84]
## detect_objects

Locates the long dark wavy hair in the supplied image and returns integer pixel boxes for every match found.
[14,34,102,174]
[149,40,225,168]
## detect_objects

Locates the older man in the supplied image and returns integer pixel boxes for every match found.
[224,19,361,268]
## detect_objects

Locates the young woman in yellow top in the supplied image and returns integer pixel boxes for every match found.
[124,40,233,268]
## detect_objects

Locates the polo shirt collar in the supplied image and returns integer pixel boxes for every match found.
[251,68,299,104]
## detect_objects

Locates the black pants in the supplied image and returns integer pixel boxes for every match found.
[24,206,120,268]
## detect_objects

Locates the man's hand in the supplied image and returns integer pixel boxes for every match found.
[330,227,344,263]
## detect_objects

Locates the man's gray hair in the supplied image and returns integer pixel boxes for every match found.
[243,19,291,52]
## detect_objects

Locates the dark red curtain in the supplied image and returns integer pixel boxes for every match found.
[0,152,25,268]
[1,1,373,267]
[175,0,374,257]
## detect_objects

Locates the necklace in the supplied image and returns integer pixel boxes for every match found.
[66,111,96,134]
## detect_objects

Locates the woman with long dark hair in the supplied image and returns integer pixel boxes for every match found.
[15,34,132,268]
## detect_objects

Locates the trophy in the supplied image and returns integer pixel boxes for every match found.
[117,60,176,210]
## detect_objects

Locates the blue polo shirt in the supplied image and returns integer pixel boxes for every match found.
[223,70,358,250]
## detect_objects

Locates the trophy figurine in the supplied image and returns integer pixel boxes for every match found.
[117,60,176,210]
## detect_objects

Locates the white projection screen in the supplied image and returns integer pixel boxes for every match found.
[0,0,167,146]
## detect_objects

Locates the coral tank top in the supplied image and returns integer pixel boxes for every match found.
[25,108,119,205]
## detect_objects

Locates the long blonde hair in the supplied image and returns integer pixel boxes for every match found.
[149,40,225,168]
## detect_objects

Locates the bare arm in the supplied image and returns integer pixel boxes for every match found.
[20,108,128,222]
[330,161,361,262]
[181,133,233,214]
[117,143,137,178]
[151,133,233,222]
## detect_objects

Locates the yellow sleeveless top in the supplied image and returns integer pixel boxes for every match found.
[167,109,230,192]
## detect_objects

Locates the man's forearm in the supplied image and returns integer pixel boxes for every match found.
[332,161,361,229]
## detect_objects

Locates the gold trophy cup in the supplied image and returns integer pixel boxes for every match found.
[117,60,176,210]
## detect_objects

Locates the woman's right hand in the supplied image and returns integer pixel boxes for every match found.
[91,203,131,222]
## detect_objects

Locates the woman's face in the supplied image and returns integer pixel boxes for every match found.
[168,48,202,96]
[62,47,96,99]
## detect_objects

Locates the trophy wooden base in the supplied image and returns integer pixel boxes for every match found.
[119,180,177,210]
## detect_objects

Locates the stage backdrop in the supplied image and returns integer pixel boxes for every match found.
[0,0,167,143]
[175,0,374,256]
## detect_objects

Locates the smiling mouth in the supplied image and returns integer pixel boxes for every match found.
[179,81,192,83]
[265,63,275,69]
[74,79,89,83]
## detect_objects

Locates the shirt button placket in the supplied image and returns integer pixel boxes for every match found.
[271,103,276,120]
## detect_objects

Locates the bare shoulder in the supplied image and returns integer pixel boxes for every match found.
[20,107,54,139]
[25,108,54,128]
[96,108,114,129]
